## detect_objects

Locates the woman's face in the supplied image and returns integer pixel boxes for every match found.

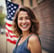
[18,11,31,32]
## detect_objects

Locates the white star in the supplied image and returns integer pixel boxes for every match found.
[14,6,16,9]
[13,10,15,13]
[11,8,13,10]
[7,2,9,5]
[9,6,11,8]
[11,13,13,15]
[9,15,11,17]
[11,4,13,6]
[8,10,11,12]
[8,16,9,18]
[12,17,14,20]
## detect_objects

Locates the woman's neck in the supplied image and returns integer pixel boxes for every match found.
[22,31,30,38]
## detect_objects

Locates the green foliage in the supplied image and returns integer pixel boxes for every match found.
[0,13,5,27]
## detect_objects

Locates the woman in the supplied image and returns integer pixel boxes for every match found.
[13,6,42,53]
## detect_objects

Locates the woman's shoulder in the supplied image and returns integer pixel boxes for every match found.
[28,34,40,44]
[28,34,42,53]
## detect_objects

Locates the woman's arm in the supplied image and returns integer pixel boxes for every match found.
[28,35,42,53]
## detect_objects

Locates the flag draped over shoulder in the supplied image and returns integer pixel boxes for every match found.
[5,0,19,44]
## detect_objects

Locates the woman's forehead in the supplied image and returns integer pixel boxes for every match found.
[18,11,28,17]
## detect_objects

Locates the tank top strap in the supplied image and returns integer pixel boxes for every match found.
[36,35,41,44]
[27,34,38,40]
[27,34,33,40]
[27,34,41,45]
[16,34,32,48]
[16,36,22,48]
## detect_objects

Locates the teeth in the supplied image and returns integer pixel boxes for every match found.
[22,25,27,27]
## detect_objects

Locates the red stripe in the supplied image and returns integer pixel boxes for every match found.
[7,39,17,44]
[9,35,18,38]
[6,22,12,27]
[6,32,18,38]
[6,32,8,37]
[6,27,13,33]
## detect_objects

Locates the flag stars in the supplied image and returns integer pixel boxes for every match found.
[6,0,18,20]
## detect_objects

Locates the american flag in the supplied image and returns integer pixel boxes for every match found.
[5,0,19,44]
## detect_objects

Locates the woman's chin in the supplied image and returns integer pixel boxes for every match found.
[21,28,29,32]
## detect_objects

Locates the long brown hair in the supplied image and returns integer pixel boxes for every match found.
[13,6,39,37]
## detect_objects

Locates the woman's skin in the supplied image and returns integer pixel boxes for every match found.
[17,11,42,53]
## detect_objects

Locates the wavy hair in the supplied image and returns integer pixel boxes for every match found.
[13,6,39,37]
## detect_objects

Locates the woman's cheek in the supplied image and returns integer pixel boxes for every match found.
[18,21,22,27]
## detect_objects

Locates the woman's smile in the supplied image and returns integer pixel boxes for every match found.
[21,24,28,28]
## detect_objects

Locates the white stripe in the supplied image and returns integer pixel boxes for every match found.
[9,33,16,36]
[6,29,8,33]
[7,36,18,40]
[6,18,14,24]
[6,25,13,31]
[6,31,16,37]
[6,30,15,36]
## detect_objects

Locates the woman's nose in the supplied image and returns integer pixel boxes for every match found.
[22,19,26,24]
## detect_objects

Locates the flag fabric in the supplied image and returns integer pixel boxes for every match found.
[5,0,19,44]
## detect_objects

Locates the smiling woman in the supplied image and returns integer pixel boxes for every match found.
[13,6,42,53]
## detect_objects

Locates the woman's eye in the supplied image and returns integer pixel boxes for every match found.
[26,16,30,20]
[19,17,23,20]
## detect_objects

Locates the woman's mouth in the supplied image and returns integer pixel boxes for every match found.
[21,24,28,28]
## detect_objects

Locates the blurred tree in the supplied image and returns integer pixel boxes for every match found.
[0,13,5,27]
